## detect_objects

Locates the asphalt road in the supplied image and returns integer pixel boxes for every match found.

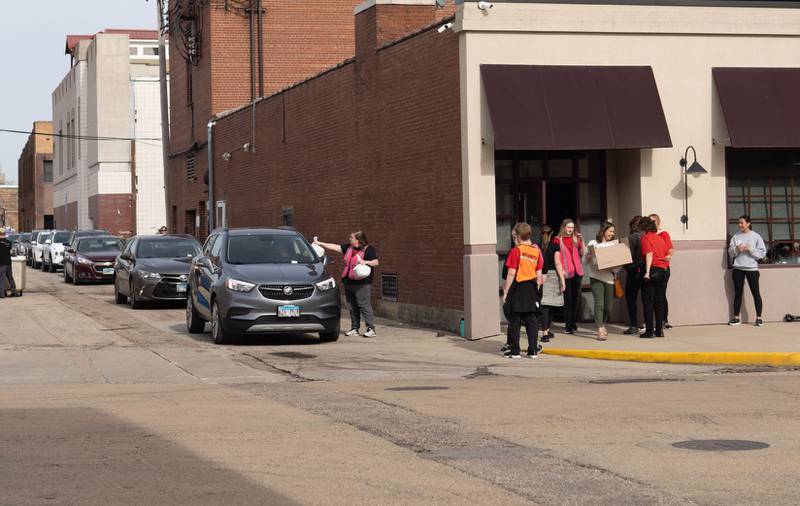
[0,269,798,505]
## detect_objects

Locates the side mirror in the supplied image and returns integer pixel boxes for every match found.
[45,240,51,245]
[198,256,214,270]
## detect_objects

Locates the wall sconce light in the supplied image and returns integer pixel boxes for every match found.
[679,145,707,230]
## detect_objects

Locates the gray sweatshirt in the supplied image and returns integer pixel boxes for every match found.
[728,231,767,270]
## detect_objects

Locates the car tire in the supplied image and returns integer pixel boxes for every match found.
[211,300,230,345]
[319,330,340,343]
[72,268,80,285]
[186,294,205,334]
[114,281,127,304]
[129,281,142,309]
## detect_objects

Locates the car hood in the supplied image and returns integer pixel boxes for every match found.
[137,257,194,275]
[81,251,121,262]
[224,262,327,285]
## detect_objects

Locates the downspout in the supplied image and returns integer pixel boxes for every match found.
[207,118,217,233]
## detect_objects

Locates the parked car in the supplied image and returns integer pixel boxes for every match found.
[63,230,111,267]
[13,233,30,257]
[64,236,125,284]
[41,230,72,272]
[186,228,341,345]
[26,230,42,266]
[114,234,202,309]
[31,230,52,269]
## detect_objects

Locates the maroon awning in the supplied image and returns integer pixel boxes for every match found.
[480,65,672,151]
[713,68,800,148]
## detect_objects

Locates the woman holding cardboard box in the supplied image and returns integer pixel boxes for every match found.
[583,222,619,340]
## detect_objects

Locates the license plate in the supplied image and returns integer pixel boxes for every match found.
[102,268,114,275]
[278,305,301,318]
[176,283,187,293]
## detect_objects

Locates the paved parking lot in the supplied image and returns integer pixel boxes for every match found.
[1,269,798,505]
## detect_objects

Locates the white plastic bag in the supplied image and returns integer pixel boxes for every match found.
[352,254,371,280]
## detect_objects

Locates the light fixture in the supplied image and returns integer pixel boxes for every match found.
[678,145,707,230]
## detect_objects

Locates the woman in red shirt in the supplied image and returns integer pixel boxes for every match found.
[639,217,669,338]
[552,218,586,334]
[649,214,674,329]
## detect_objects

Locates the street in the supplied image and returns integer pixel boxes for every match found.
[0,269,798,505]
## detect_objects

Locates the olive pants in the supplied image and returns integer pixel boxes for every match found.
[590,278,614,328]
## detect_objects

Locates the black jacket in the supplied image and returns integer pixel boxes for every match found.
[0,239,12,266]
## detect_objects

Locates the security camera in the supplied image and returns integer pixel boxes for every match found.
[437,22,454,33]
[478,1,493,10]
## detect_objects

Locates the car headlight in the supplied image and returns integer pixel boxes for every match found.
[76,257,93,265]
[315,277,336,291]
[226,278,256,292]
[140,270,162,280]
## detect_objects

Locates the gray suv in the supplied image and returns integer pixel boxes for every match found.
[186,228,341,344]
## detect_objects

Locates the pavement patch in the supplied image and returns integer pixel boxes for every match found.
[543,348,800,367]
[672,440,770,452]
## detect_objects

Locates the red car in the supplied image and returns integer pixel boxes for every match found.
[64,236,124,284]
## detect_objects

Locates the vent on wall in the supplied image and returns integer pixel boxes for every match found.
[186,153,196,181]
[381,273,398,302]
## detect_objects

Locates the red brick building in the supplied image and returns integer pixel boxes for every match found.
[168,0,462,330]
[17,121,54,231]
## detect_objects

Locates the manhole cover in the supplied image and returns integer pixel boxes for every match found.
[672,439,770,451]
[385,386,450,392]
[270,352,316,359]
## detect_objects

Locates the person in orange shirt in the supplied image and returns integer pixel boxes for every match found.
[502,223,544,359]
[649,214,673,328]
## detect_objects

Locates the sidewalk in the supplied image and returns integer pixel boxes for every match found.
[493,322,800,366]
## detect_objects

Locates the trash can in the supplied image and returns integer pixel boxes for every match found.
[2,256,26,296]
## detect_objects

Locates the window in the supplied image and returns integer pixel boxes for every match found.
[381,273,399,301]
[210,234,224,264]
[726,149,800,265]
[186,153,196,181]
[43,161,53,182]
[226,234,315,265]
[282,207,293,227]
[136,239,201,259]
[203,234,217,256]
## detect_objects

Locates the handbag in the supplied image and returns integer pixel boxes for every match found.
[614,277,624,299]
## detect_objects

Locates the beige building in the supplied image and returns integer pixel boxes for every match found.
[52,29,168,236]
[450,0,800,337]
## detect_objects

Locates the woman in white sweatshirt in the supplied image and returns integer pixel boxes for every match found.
[583,222,619,340]
[728,215,767,326]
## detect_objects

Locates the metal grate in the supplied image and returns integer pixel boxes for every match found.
[186,153,196,181]
[381,273,398,301]
[259,284,314,301]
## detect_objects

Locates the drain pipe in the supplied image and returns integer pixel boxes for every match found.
[207,118,217,233]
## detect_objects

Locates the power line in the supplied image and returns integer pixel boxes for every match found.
[0,128,162,142]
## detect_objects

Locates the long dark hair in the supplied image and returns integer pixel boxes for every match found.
[638,216,657,233]
[597,221,616,243]
[738,215,752,231]
[540,224,554,245]
[629,215,642,235]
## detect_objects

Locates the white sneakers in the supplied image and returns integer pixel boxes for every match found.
[363,328,377,338]
[345,327,377,337]
[344,329,360,337]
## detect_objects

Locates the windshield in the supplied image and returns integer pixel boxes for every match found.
[77,237,123,253]
[227,234,316,265]
[37,233,50,244]
[53,232,71,243]
[7,235,19,242]
[136,239,200,259]
[20,233,31,242]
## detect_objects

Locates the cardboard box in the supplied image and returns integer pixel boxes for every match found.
[590,241,632,270]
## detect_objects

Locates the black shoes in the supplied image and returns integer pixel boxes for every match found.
[655,331,665,338]
[639,332,654,338]
[755,318,764,327]
[664,320,673,329]
[728,317,741,326]
[623,326,639,335]
[500,343,511,354]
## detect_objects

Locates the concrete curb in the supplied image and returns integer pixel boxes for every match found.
[541,348,800,366]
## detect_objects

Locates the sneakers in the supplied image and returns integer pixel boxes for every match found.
[526,344,543,358]
[545,331,555,341]
[344,328,360,337]
[504,353,522,359]
[500,343,511,353]
[623,326,639,335]
[655,331,665,338]
[363,328,377,338]
[664,320,673,330]
[639,332,654,339]
[540,334,550,343]
[755,318,764,327]
[728,317,741,326]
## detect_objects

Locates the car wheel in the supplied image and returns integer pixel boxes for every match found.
[72,268,80,285]
[186,294,205,334]
[319,330,340,343]
[129,281,142,309]
[114,281,127,304]
[211,300,230,345]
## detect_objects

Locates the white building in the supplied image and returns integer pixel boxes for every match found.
[52,29,168,235]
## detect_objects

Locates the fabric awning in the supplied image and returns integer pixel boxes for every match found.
[713,67,800,148]
[480,65,672,151]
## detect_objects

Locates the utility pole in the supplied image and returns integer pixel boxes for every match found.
[155,0,171,231]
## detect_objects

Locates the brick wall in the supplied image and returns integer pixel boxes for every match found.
[0,187,19,230]
[17,122,54,231]
[88,194,133,236]
[54,202,78,230]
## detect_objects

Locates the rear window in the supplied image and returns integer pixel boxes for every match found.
[227,234,316,265]
[78,238,123,253]
[136,239,200,259]
[53,232,71,243]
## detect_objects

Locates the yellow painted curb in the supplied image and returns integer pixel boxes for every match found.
[541,348,800,367]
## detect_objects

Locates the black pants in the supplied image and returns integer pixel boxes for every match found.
[664,267,671,322]
[625,268,642,327]
[642,267,667,334]
[563,276,582,330]
[733,269,763,317]
[508,311,539,355]
[0,265,16,297]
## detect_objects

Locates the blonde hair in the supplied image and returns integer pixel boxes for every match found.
[557,218,575,238]
[513,222,532,241]
[648,214,661,228]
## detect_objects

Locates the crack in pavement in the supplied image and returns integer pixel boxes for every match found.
[242,383,697,506]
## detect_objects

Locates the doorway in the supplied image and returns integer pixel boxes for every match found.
[546,182,578,234]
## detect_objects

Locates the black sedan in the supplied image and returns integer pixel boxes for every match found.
[113,234,201,309]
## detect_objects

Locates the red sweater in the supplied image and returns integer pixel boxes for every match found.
[642,232,669,270]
